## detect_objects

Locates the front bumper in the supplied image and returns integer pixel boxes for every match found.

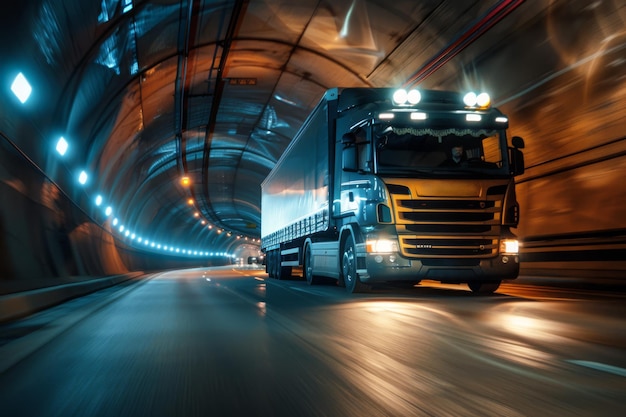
[356,250,519,284]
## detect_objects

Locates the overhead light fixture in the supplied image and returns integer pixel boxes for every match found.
[56,137,68,156]
[95,195,103,206]
[11,73,32,103]
[105,206,113,216]
[78,171,88,185]
[180,176,191,187]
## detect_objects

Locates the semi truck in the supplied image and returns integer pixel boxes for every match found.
[261,88,525,293]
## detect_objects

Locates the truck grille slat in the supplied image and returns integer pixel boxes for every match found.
[390,191,505,259]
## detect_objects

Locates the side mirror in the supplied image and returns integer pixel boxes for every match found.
[512,136,525,149]
[342,132,357,172]
[509,147,525,176]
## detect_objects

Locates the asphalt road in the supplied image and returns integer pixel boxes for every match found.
[1,266,625,417]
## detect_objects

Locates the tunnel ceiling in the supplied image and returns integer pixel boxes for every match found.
[1,0,535,255]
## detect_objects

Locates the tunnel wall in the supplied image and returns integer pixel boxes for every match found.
[428,0,626,280]
[0,134,226,295]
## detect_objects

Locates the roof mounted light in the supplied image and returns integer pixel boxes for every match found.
[476,92,491,108]
[464,91,491,109]
[393,88,421,105]
[410,112,427,120]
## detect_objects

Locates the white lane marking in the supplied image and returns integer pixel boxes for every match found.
[567,360,626,377]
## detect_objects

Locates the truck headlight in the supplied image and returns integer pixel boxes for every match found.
[366,239,399,253]
[500,239,519,255]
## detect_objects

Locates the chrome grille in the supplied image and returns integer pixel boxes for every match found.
[391,192,504,259]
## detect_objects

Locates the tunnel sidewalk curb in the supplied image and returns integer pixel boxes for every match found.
[0,272,144,324]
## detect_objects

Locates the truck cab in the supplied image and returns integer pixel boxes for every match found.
[334,89,525,293]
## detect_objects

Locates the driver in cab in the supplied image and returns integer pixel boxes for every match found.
[440,143,466,166]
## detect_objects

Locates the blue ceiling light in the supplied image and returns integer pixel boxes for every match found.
[56,137,68,156]
[11,73,32,103]
[95,195,103,206]
[78,171,88,185]
[105,206,113,216]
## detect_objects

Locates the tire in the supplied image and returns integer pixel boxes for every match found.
[277,265,292,280]
[304,244,320,285]
[270,250,280,279]
[275,250,291,280]
[266,250,275,278]
[342,235,368,293]
[468,280,501,294]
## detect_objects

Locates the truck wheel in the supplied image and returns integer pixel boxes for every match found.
[342,235,368,293]
[304,244,319,285]
[468,281,501,294]
[277,265,292,280]
[269,250,279,278]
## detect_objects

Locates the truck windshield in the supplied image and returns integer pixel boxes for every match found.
[374,124,509,176]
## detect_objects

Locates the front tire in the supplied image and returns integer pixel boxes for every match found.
[468,280,501,294]
[304,244,320,285]
[342,235,368,293]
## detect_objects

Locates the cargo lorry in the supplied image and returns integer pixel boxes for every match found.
[261,88,525,293]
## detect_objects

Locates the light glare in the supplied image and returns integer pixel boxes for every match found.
[476,92,490,107]
[392,89,407,104]
[56,137,69,156]
[407,89,421,104]
[463,92,477,107]
[366,239,398,253]
[501,239,519,254]
[11,73,32,103]
[78,171,88,185]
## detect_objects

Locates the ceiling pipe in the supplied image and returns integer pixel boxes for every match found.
[199,0,247,229]
[174,0,202,176]
[403,0,526,88]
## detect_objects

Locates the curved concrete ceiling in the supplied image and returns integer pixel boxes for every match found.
[0,0,543,256]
